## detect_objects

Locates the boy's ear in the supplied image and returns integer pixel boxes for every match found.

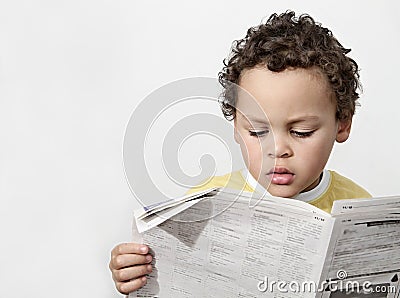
[336,119,352,143]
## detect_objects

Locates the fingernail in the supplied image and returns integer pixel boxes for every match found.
[146,254,152,262]
[140,245,147,253]
[141,276,147,283]
[147,264,152,272]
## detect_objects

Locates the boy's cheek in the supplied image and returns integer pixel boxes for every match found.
[239,139,258,159]
[245,144,265,171]
[234,131,266,172]
[233,127,240,144]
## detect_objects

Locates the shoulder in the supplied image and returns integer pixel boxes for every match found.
[329,170,372,199]
[186,170,253,194]
[310,170,371,213]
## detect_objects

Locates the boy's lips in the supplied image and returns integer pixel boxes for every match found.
[267,167,295,185]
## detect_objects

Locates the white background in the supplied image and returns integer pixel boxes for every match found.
[1,1,399,297]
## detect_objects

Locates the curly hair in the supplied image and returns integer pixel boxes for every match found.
[218,11,361,121]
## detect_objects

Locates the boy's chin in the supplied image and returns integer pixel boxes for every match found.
[267,185,300,199]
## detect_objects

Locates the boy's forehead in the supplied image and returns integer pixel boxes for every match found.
[236,67,334,109]
[235,89,269,121]
[238,67,331,94]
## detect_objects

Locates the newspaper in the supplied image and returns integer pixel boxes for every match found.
[129,189,400,298]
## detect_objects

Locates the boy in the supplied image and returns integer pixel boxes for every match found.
[109,11,371,294]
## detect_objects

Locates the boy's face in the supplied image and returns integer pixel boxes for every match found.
[234,67,351,198]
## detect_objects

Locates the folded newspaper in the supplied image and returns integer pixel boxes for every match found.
[130,188,400,298]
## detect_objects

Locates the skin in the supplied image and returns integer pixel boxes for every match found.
[234,66,351,198]
[109,66,352,294]
[109,243,152,294]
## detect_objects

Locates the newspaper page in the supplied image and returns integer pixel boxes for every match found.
[319,196,400,298]
[130,189,335,298]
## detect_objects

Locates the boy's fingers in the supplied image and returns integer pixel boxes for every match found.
[112,264,153,282]
[116,276,148,295]
[110,253,152,271]
[112,243,149,256]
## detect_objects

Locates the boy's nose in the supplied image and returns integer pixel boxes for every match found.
[266,134,292,158]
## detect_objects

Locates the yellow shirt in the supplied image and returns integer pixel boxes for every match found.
[189,170,371,213]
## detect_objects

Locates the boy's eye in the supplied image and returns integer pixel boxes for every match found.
[291,130,315,138]
[249,130,269,137]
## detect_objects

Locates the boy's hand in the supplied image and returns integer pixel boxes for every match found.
[109,243,153,294]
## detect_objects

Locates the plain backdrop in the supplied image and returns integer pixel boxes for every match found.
[0,1,399,297]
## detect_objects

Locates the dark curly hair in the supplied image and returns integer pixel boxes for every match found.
[218,11,361,121]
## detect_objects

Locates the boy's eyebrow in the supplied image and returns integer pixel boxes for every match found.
[287,116,320,124]
[245,115,270,125]
[244,115,320,124]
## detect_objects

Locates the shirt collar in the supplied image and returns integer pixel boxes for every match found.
[240,168,330,202]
